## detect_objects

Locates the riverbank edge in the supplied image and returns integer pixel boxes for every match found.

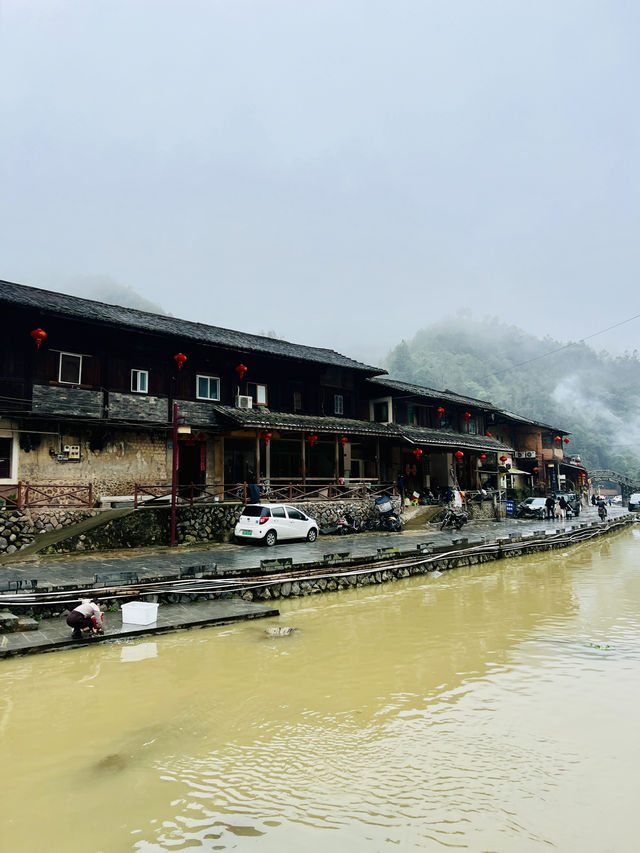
[1,514,634,657]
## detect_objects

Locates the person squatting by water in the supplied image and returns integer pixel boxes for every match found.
[66,599,104,640]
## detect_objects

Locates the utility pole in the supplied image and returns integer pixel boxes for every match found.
[170,402,179,547]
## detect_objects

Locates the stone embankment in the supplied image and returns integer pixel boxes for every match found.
[6,499,403,556]
[0,507,97,556]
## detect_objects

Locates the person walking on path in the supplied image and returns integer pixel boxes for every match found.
[545,495,556,520]
[66,599,104,640]
[557,495,567,520]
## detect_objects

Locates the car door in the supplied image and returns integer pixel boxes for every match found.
[284,506,309,540]
[269,505,288,538]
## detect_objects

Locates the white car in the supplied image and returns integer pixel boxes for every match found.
[234,503,319,546]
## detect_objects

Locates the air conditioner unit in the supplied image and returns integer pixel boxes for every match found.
[524,451,536,458]
[235,395,253,410]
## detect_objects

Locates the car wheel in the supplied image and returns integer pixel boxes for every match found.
[264,530,277,547]
[307,527,318,542]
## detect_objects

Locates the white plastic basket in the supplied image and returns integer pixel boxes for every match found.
[121,601,159,625]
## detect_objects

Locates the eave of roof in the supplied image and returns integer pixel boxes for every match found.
[211,406,397,437]
[213,406,514,452]
[1,279,385,375]
[368,377,494,408]
[397,425,513,453]
[493,408,570,434]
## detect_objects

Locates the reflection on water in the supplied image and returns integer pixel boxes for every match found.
[2,529,640,851]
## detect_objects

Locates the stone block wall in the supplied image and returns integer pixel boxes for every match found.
[0,507,97,556]
[37,497,403,554]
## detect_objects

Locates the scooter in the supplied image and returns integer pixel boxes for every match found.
[597,504,608,521]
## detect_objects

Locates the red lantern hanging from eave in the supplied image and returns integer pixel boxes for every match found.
[30,328,47,349]
[339,435,349,448]
[235,363,248,380]
[463,411,471,422]
[554,435,562,443]
[564,437,570,444]
[500,455,508,463]
[479,453,487,461]
[174,352,187,370]
[533,466,539,473]
[436,406,445,418]
[307,434,318,447]
[454,450,464,460]
[485,431,492,437]
[412,447,423,460]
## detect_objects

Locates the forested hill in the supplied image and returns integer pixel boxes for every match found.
[385,316,640,480]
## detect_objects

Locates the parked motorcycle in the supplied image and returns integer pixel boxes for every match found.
[320,513,363,536]
[440,508,469,531]
[364,496,402,532]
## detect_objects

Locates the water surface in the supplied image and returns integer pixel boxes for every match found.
[2,528,639,851]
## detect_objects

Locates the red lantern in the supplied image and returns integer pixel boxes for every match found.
[174,353,187,370]
[307,434,318,447]
[262,431,272,445]
[533,467,539,473]
[564,437,570,444]
[235,363,248,380]
[339,436,349,448]
[500,455,508,463]
[554,435,561,443]
[436,407,445,418]
[412,447,423,459]
[30,328,47,349]
[485,431,492,437]
[454,450,464,460]
[463,412,471,422]
[479,453,487,461]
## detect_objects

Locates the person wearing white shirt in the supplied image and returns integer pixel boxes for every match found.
[66,599,104,640]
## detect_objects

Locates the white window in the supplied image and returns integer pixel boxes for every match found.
[247,382,268,405]
[59,352,82,384]
[196,375,220,401]
[334,394,344,415]
[131,369,148,394]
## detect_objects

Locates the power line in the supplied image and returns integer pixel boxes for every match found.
[484,310,640,379]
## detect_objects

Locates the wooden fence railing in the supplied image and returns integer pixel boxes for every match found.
[0,482,93,508]
[133,480,393,507]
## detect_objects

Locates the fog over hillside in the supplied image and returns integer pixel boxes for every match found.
[386,316,640,480]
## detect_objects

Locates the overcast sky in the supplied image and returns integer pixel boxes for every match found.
[2,0,639,365]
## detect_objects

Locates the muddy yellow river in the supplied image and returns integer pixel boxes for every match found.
[2,528,640,852]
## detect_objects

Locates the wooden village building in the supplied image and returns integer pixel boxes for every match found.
[0,280,583,506]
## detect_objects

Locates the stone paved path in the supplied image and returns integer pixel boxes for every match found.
[0,504,629,590]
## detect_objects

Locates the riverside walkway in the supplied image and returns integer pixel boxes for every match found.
[0,504,632,657]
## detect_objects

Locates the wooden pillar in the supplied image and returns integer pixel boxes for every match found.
[301,434,306,486]
[255,432,261,481]
[334,436,339,481]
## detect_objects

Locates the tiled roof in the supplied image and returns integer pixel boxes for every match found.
[2,279,384,374]
[213,406,513,452]
[368,377,495,408]
[398,425,513,453]
[211,406,398,437]
[493,407,570,434]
